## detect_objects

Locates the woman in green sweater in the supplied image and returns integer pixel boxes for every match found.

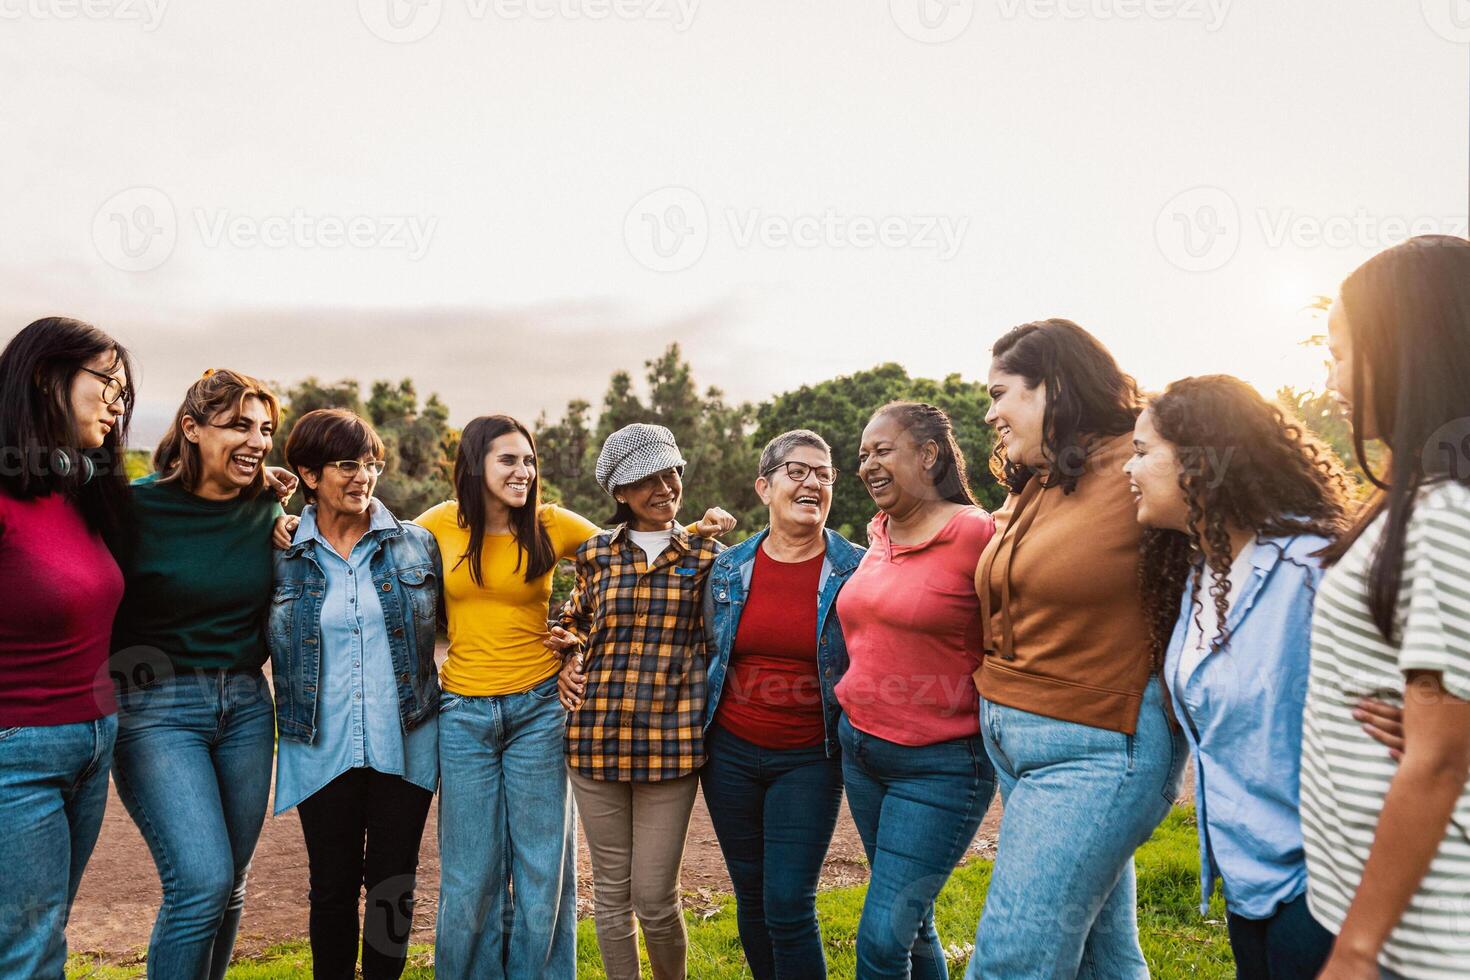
[110,369,291,980]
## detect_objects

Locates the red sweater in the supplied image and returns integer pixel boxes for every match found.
[714,548,826,749]
[0,490,123,725]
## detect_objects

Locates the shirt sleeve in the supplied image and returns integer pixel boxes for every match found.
[1397,483,1470,701]
[556,542,597,647]
[549,506,602,560]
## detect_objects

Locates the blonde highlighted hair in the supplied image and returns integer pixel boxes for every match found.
[153,368,280,497]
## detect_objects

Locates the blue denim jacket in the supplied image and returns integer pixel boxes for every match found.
[702,527,865,757]
[268,502,443,742]
[1164,532,1328,918]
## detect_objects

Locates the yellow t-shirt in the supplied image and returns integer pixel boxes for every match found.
[415,501,600,696]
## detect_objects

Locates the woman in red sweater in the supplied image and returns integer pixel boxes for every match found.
[0,317,134,978]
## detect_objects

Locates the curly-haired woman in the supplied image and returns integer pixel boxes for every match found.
[1124,374,1351,979]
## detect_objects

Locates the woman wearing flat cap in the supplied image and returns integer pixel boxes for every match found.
[547,422,734,980]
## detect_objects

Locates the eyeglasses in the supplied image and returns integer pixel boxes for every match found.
[762,461,838,485]
[327,459,387,477]
[79,367,132,408]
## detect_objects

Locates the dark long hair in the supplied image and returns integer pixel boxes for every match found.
[1138,376,1353,662]
[872,401,976,505]
[988,318,1142,496]
[1318,235,1470,642]
[452,415,556,586]
[0,316,136,552]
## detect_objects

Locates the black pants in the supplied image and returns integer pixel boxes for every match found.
[296,767,434,980]
[1226,892,1334,980]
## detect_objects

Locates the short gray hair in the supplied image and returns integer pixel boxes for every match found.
[757,429,832,477]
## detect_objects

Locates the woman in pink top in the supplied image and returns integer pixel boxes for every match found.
[835,401,996,980]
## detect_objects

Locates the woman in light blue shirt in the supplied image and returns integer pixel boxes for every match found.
[270,409,443,980]
[1123,375,1351,980]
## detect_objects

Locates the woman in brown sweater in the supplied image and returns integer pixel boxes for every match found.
[964,319,1188,979]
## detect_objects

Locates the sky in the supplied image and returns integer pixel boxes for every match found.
[1,0,1466,445]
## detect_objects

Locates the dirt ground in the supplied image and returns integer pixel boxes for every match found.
[68,780,1006,963]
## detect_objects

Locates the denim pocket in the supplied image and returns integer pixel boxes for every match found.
[1160,727,1188,806]
[0,726,22,742]
[526,676,561,702]
[439,691,466,713]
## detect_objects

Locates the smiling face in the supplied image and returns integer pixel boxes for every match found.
[1123,408,1191,532]
[482,430,537,514]
[303,454,379,520]
[617,467,683,530]
[1326,296,1377,440]
[857,411,939,515]
[183,395,274,497]
[985,364,1048,469]
[66,351,128,450]
[757,444,833,534]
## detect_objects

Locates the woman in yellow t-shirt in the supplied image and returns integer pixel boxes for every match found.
[415,414,595,979]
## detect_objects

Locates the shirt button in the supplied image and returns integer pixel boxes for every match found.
[354,661,360,668]
[353,628,360,635]
[353,692,361,700]
[348,569,354,576]
[349,598,355,605]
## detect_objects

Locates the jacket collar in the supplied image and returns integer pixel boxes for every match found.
[713,526,863,577]
[285,500,402,559]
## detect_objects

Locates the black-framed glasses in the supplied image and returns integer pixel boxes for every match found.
[327,459,387,477]
[762,461,838,485]
[79,367,132,407]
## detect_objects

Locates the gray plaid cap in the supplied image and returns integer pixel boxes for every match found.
[595,423,687,496]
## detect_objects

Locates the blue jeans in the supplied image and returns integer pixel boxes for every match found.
[0,715,118,980]
[839,714,995,980]
[969,678,1188,980]
[1226,892,1333,980]
[435,676,576,979]
[700,724,844,980]
[112,670,275,980]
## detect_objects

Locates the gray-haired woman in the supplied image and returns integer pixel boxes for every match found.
[547,422,734,980]
[700,429,865,980]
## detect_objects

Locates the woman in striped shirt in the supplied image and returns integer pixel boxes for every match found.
[1302,235,1470,980]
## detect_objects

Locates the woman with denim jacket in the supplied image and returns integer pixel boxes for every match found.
[1124,376,1350,979]
[700,429,864,980]
[269,409,443,980]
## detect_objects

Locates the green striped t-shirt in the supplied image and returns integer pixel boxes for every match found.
[1301,480,1470,978]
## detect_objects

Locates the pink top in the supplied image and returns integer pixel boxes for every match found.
[835,506,994,746]
[0,490,123,726]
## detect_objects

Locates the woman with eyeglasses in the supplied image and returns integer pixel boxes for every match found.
[268,409,443,980]
[0,317,134,978]
[699,429,864,980]
[110,368,297,980]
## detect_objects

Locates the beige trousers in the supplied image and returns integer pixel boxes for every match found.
[568,771,699,980]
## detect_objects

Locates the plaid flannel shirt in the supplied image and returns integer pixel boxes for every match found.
[558,522,722,782]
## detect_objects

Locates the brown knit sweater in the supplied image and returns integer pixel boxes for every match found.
[972,432,1154,734]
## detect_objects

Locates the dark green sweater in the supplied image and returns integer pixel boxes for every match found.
[112,474,282,672]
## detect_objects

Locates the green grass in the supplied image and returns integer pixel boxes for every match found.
[67,807,1231,979]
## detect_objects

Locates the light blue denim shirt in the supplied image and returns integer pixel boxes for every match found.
[274,501,438,813]
[1164,532,1328,918]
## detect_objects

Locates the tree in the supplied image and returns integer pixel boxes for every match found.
[1276,385,1381,496]
[754,364,1002,539]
